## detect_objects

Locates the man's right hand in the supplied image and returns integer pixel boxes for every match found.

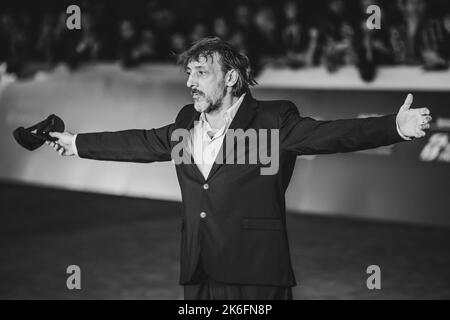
[46,132,76,156]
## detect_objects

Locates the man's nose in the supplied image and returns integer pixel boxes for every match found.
[186,73,197,88]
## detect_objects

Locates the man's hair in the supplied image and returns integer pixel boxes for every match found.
[177,37,257,96]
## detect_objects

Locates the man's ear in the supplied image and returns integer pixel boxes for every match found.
[225,69,238,88]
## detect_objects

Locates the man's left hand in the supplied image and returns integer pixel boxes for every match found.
[396,93,432,139]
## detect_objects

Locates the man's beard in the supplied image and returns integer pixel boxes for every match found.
[192,87,226,114]
[203,99,222,113]
[194,100,220,113]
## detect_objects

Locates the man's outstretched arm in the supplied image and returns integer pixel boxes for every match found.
[46,124,175,163]
[280,94,432,155]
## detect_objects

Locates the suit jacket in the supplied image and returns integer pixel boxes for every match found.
[75,93,404,287]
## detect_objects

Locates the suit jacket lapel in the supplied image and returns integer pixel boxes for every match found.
[175,108,200,132]
[206,93,259,181]
[173,94,259,182]
[174,106,204,180]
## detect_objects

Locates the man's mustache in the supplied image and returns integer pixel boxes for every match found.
[191,89,204,96]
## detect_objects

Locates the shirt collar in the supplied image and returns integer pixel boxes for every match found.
[199,93,246,127]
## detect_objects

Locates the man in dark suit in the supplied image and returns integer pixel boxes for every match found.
[47,37,432,300]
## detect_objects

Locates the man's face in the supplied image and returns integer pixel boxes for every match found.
[185,53,227,113]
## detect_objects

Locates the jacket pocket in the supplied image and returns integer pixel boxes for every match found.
[241,218,283,230]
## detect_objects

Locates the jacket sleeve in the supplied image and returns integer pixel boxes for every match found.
[279,101,405,156]
[75,124,174,163]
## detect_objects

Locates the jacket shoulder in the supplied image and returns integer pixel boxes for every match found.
[176,104,196,121]
[256,99,299,115]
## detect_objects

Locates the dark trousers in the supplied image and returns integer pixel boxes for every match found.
[183,262,293,300]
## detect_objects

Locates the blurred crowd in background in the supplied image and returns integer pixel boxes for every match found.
[1,0,450,81]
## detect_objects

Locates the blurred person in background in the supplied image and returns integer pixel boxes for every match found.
[72,12,102,68]
[1,13,36,79]
[442,13,450,62]
[354,0,394,81]
[234,3,252,33]
[36,13,57,67]
[281,0,303,56]
[147,4,176,61]
[169,32,187,56]
[420,14,449,70]
[189,23,209,43]
[280,0,320,68]
[252,6,284,71]
[319,0,356,73]
[393,0,426,65]
[117,19,139,68]
[212,17,231,42]
[0,14,16,72]
[229,3,257,71]
[133,29,159,64]
[52,10,82,70]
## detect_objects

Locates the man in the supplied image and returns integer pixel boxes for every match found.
[47,37,432,300]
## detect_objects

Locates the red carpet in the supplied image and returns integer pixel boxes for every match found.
[1,181,449,299]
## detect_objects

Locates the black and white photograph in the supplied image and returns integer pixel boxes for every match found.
[1,0,450,302]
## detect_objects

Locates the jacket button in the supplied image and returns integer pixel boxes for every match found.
[200,212,207,218]
[203,183,209,190]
